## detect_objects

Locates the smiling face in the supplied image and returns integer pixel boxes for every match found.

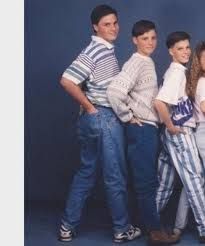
[93,13,119,43]
[169,39,191,64]
[133,29,157,56]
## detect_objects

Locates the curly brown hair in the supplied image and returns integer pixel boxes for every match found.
[186,41,205,100]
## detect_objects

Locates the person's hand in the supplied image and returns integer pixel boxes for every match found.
[86,106,98,114]
[167,125,186,135]
[130,117,143,126]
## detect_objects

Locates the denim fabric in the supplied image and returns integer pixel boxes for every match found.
[125,123,160,230]
[62,106,130,233]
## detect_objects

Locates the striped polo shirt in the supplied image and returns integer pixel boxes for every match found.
[62,35,120,107]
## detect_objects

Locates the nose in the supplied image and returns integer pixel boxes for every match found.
[111,24,116,31]
[184,48,191,54]
[148,39,153,46]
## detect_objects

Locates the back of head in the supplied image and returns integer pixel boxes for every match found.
[166,31,190,49]
[90,4,117,25]
[132,20,156,37]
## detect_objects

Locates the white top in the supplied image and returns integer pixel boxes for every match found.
[156,62,195,127]
[194,77,205,122]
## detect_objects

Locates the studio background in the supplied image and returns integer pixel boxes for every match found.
[25,0,205,214]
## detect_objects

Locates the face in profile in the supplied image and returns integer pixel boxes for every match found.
[169,40,191,64]
[133,29,157,56]
[93,14,119,43]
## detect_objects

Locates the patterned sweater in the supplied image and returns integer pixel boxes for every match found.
[107,52,159,124]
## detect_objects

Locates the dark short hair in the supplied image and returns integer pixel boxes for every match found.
[166,31,191,49]
[132,20,156,37]
[90,5,117,25]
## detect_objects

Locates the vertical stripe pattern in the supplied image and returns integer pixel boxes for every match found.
[156,127,205,236]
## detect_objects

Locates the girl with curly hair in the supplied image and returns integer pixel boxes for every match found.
[173,41,205,243]
[187,41,205,163]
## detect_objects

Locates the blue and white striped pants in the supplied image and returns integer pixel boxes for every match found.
[156,126,205,236]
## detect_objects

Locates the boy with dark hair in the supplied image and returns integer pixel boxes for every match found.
[58,4,141,243]
[107,20,178,245]
[155,31,205,243]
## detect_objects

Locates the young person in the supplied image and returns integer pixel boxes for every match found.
[188,41,205,165]
[59,5,141,243]
[155,32,205,243]
[173,40,205,242]
[107,20,179,245]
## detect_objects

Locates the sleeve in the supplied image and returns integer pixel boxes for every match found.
[196,77,205,103]
[155,68,185,105]
[62,53,95,85]
[107,58,141,122]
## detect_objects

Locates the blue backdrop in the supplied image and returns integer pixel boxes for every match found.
[25,0,205,202]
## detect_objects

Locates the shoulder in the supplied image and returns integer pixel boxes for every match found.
[123,53,147,71]
[197,76,205,90]
[82,42,109,61]
[198,76,205,84]
[164,64,185,82]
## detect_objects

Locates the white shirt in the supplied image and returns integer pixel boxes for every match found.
[194,77,205,122]
[156,62,195,127]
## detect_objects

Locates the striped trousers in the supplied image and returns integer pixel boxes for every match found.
[174,187,189,230]
[156,127,205,236]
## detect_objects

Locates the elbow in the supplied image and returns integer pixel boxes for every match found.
[60,77,67,88]
[60,77,74,91]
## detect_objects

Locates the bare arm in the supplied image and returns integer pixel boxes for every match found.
[154,99,185,135]
[60,77,97,114]
[200,100,205,113]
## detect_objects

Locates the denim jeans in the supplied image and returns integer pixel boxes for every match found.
[62,106,130,233]
[126,123,160,231]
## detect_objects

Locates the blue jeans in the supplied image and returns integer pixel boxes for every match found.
[62,106,130,233]
[126,123,160,231]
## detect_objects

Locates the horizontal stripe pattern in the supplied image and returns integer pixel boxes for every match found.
[62,38,120,107]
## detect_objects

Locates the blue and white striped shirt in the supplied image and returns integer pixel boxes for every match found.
[62,36,120,107]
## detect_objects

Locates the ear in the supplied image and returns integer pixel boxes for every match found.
[168,48,174,57]
[132,36,138,46]
[93,24,98,33]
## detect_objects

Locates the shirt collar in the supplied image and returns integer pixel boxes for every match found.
[91,35,114,49]
[134,52,152,61]
[170,62,187,71]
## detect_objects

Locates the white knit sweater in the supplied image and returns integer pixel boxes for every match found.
[107,52,160,124]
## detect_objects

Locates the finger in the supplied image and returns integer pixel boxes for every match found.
[180,129,186,135]
[134,119,143,126]
[175,129,186,135]
[130,119,135,124]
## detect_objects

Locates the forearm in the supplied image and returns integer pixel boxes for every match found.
[200,101,205,113]
[60,77,96,113]
[107,86,133,122]
[154,99,174,128]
